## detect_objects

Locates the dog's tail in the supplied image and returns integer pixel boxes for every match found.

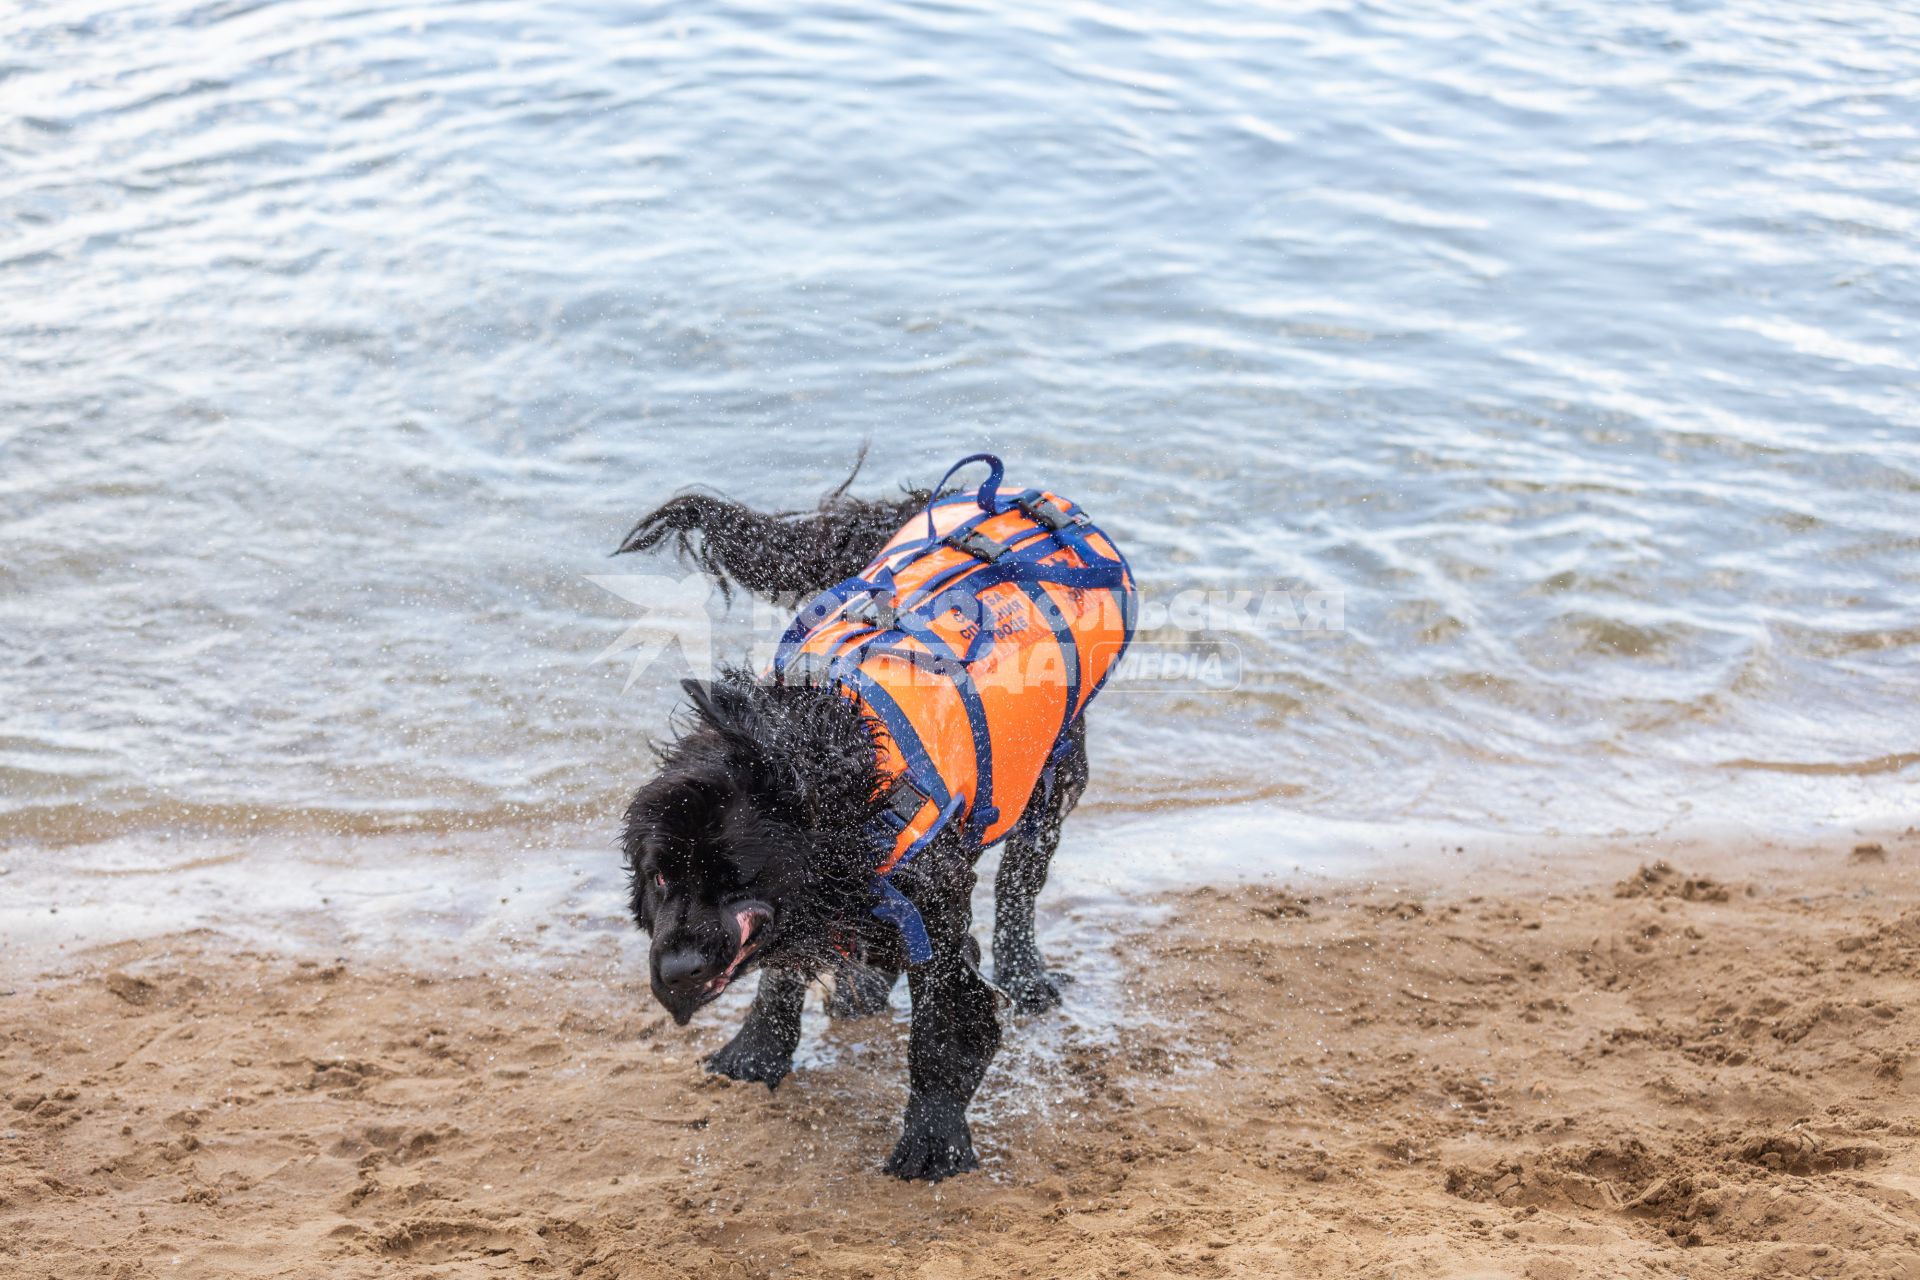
[613,450,930,602]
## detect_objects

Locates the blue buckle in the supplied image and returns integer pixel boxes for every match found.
[946,530,1008,563]
[882,775,925,824]
[1015,494,1088,532]
[847,595,900,630]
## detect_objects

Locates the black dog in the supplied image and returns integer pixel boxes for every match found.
[613,460,1124,1180]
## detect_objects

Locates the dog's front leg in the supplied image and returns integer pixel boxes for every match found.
[705,967,807,1089]
[885,886,1001,1181]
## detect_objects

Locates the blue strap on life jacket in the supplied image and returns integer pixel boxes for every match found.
[773,576,872,675]
[1001,488,1139,673]
[897,521,1060,615]
[869,875,936,966]
[837,663,953,820]
[845,648,966,969]
[1014,577,1083,747]
[867,613,1000,839]
[1074,537,1140,707]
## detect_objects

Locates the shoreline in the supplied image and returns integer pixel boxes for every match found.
[5,810,1913,983]
[4,831,1919,1278]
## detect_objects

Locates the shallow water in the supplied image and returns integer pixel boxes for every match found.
[3,0,1918,888]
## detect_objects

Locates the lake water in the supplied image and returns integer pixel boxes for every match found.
[3,0,1916,940]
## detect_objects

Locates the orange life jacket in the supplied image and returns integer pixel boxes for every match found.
[772,454,1137,962]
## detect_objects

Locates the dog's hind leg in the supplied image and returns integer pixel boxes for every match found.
[885,874,1000,1182]
[991,716,1089,1013]
[823,956,900,1019]
[705,967,808,1089]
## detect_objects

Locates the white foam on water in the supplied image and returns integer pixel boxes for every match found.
[0,796,1834,984]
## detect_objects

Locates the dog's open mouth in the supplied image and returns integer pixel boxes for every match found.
[702,905,772,999]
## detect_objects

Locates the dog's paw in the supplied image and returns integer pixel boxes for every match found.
[993,967,1073,1014]
[883,1095,978,1182]
[704,1035,791,1090]
[824,966,898,1019]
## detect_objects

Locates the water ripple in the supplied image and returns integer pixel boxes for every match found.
[0,0,1916,852]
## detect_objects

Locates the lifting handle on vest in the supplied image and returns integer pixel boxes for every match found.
[921,453,1006,543]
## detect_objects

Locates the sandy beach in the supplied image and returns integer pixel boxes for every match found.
[5,831,1917,1279]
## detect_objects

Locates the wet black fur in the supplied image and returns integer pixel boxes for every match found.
[614,453,932,603]
[615,463,1092,1181]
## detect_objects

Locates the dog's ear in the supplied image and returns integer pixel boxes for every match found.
[681,677,718,716]
[681,678,742,733]
[681,678,772,766]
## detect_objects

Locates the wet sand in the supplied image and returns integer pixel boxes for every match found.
[4,833,1919,1279]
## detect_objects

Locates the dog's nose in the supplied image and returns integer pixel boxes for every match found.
[653,946,722,994]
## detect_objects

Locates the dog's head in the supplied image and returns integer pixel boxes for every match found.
[623,764,779,1025]
[623,675,883,1024]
